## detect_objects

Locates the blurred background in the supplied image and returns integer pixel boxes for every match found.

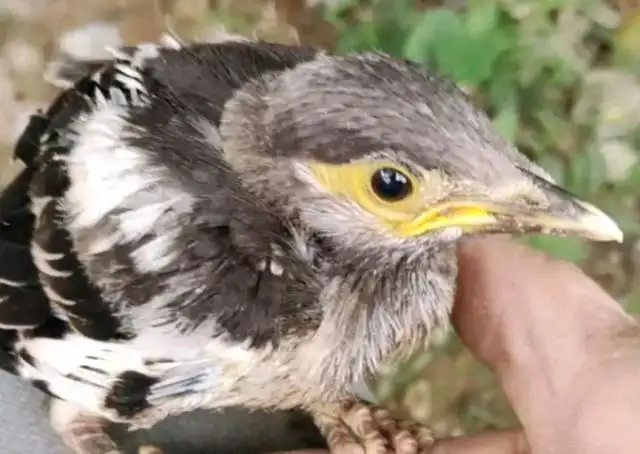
[0,0,638,444]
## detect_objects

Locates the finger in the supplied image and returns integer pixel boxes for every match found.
[452,235,633,374]
[429,429,528,454]
[267,450,329,454]
[266,430,529,454]
[452,236,640,454]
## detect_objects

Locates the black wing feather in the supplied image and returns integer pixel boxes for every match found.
[0,166,50,329]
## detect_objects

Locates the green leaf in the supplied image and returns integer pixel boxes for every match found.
[617,162,640,192]
[527,235,589,264]
[492,101,519,141]
[487,54,519,106]
[516,45,547,86]
[404,7,510,84]
[469,30,513,82]
[431,27,492,82]
[613,13,640,69]
[623,288,640,315]
[465,0,501,36]
[403,9,462,64]
[337,22,379,52]
[607,210,639,235]
[565,146,608,196]
[372,19,410,55]
[536,154,566,185]
[370,0,416,55]
[323,0,359,21]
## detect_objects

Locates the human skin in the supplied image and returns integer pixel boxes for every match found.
[278,236,640,454]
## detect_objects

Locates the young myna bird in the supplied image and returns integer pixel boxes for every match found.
[0,33,623,454]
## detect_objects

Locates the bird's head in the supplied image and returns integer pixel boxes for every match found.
[220,51,622,262]
[218,50,623,378]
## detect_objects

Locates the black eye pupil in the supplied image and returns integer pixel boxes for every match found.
[371,167,412,201]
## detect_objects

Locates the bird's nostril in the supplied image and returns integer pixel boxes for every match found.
[522,196,542,207]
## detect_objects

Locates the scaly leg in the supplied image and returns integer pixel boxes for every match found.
[311,401,434,454]
[138,445,164,454]
[49,399,123,454]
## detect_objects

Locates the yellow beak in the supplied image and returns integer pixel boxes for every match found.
[400,176,623,243]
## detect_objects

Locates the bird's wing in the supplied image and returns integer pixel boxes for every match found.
[0,39,321,415]
[49,39,319,344]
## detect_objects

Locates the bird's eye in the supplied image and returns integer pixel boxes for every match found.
[371,167,413,202]
[308,160,424,225]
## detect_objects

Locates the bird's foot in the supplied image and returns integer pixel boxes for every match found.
[256,256,284,276]
[138,445,164,454]
[49,399,123,454]
[256,242,285,276]
[312,402,434,454]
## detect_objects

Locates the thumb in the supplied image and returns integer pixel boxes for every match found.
[430,429,528,454]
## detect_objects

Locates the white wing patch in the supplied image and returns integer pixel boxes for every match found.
[62,102,195,274]
[64,104,153,229]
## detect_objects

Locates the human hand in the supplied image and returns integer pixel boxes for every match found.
[448,235,640,454]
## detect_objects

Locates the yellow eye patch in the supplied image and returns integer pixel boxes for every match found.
[310,160,427,228]
[309,160,500,237]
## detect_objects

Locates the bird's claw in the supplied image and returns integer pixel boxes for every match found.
[256,243,284,276]
[49,399,123,454]
[137,445,164,454]
[314,402,434,454]
[256,257,284,276]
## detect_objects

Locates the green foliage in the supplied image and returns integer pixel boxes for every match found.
[527,234,590,263]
